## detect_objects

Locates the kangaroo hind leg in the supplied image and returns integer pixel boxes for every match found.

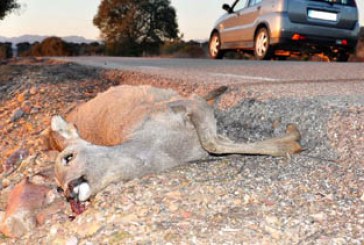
[187,102,302,157]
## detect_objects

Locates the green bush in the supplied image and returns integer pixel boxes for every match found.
[16,42,31,57]
[18,37,105,57]
[160,41,206,58]
[0,42,12,59]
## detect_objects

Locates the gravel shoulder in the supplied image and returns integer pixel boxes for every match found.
[0,58,363,244]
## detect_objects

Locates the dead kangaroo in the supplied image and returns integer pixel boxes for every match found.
[51,85,302,203]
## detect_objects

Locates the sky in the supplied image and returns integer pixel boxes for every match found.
[0,0,363,41]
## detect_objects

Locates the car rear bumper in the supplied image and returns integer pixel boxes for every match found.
[270,13,360,52]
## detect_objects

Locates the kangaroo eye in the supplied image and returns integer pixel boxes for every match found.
[62,153,74,165]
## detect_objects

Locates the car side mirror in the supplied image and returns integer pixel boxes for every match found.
[222,4,232,13]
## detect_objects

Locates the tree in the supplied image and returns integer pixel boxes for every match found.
[0,42,12,59]
[16,42,31,57]
[0,0,20,20]
[40,37,71,56]
[27,37,71,57]
[93,0,179,56]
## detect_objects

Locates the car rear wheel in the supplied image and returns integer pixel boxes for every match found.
[336,51,350,62]
[209,32,224,59]
[254,28,273,60]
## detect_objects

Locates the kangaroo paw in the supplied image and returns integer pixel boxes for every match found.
[274,124,303,157]
[286,123,301,141]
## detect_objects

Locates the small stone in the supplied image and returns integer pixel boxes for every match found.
[49,225,58,236]
[45,189,58,205]
[10,108,24,122]
[52,237,66,245]
[30,175,48,186]
[167,202,179,212]
[16,92,27,103]
[1,179,10,189]
[36,198,67,224]
[311,212,327,223]
[181,210,192,219]
[74,222,102,238]
[360,193,364,202]
[272,118,281,129]
[29,87,37,95]
[3,148,29,173]
[264,225,282,240]
[17,154,37,173]
[39,87,46,94]
[233,199,242,206]
[34,137,49,151]
[165,191,182,200]
[243,194,250,205]
[0,211,5,222]
[0,179,49,238]
[66,236,78,245]
[265,216,279,226]
[21,100,32,114]
[30,107,39,114]
[136,208,149,217]
[164,231,181,242]
[108,231,131,244]
[120,214,138,224]
[325,193,334,201]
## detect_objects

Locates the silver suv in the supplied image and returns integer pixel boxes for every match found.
[209,0,360,61]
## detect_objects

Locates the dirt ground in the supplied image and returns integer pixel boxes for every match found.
[0,58,363,244]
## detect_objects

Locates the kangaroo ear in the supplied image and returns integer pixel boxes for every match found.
[49,116,80,151]
[51,115,80,140]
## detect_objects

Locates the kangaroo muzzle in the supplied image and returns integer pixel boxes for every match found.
[64,176,91,202]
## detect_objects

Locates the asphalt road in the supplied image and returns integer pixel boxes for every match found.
[57,57,364,83]
[56,57,364,99]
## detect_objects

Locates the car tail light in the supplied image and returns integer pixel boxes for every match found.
[336,39,348,45]
[292,34,306,41]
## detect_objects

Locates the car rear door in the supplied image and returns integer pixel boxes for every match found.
[219,0,249,44]
[220,0,262,47]
[286,0,358,30]
[237,0,263,44]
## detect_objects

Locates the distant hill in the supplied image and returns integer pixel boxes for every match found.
[0,35,100,44]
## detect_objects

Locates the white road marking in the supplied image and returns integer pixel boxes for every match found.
[211,72,280,81]
[135,66,164,71]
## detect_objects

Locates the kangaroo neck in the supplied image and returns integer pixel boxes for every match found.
[95,142,153,183]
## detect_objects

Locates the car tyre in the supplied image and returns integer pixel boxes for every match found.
[336,51,350,62]
[254,28,273,60]
[209,32,224,59]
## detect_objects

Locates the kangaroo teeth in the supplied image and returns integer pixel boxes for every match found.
[78,182,91,202]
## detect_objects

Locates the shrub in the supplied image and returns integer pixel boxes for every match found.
[160,41,206,58]
[0,42,12,59]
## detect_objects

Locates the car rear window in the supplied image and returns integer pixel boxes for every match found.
[309,0,356,7]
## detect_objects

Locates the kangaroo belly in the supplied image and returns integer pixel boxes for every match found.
[131,110,208,164]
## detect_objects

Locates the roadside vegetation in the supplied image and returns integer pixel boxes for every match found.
[0,30,363,61]
[0,0,363,61]
[15,37,104,57]
[0,0,19,20]
[93,0,179,56]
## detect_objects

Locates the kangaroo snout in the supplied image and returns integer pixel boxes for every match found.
[60,176,91,202]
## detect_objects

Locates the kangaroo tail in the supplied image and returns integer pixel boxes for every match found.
[203,86,228,104]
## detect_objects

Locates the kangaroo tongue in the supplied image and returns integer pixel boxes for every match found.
[70,199,86,215]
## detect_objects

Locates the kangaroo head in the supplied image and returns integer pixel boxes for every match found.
[51,116,96,202]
